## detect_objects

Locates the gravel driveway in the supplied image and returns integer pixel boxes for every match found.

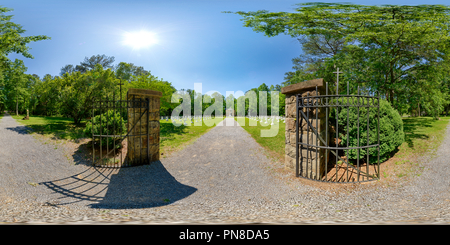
[1,114,450,224]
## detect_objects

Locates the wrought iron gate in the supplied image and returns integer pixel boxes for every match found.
[91,95,150,167]
[296,82,380,183]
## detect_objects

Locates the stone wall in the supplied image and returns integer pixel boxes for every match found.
[281,78,330,180]
[126,88,162,166]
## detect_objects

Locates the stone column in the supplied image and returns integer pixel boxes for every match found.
[126,88,162,166]
[281,78,329,180]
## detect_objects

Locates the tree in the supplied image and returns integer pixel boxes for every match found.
[115,61,149,81]
[59,64,117,124]
[59,64,75,76]
[0,6,50,112]
[77,54,115,73]
[124,72,177,116]
[232,3,450,117]
[283,34,345,87]
[31,74,62,116]
[0,7,50,72]
[2,59,29,115]
[60,55,115,74]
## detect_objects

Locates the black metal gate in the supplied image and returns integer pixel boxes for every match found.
[296,82,380,183]
[91,95,150,167]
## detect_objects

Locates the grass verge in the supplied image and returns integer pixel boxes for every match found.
[236,117,285,162]
[381,116,450,183]
[11,114,87,141]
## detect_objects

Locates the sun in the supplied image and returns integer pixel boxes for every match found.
[123,30,158,49]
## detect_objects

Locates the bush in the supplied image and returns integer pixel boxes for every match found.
[329,98,404,164]
[84,110,127,149]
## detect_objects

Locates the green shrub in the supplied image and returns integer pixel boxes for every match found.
[84,110,127,149]
[329,98,404,164]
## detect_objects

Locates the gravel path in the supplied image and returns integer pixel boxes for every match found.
[1,114,450,224]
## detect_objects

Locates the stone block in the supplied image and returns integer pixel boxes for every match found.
[285,118,296,132]
[285,155,295,170]
[286,94,296,105]
[285,144,296,158]
[289,133,296,146]
[285,131,290,144]
[286,103,296,118]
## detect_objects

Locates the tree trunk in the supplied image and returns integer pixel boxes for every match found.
[76,117,83,125]
[418,103,420,117]
[390,90,395,110]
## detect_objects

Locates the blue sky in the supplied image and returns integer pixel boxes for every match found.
[3,0,450,97]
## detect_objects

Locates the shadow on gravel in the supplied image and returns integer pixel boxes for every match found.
[40,161,197,209]
[5,125,33,135]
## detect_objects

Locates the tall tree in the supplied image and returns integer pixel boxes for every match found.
[0,6,50,72]
[71,54,115,73]
[59,64,117,124]
[232,3,450,116]
[125,72,177,116]
[0,6,50,112]
[2,59,28,115]
[283,34,345,87]
[59,64,75,76]
[115,61,149,81]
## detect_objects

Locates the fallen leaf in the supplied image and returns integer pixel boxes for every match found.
[27,182,38,187]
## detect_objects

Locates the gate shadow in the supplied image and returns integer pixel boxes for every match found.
[91,161,197,209]
[40,161,197,209]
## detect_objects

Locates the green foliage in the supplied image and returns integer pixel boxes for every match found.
[59,64,117,124]
[0,6,50,67]
[84,110,127,149]
[124,73,177,116]
[330,99,404,164]
[1,59,36,115]
[232,4,450,116]
[0,6,49,113]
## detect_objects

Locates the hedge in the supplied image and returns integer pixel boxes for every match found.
[84,110,127,149]
[329,98,404,164]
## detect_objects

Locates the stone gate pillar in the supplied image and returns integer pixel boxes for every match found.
[281,78,329,179]
[126,88,162,166]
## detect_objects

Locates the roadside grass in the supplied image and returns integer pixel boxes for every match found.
[236,117,285,162]
[160,117,224,157]
[382,116,450,182]
[10,114,87,141]
[401,116,450,156]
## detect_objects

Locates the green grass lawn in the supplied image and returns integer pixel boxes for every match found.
[236,117,285,162]
[398,116,450,158]
[378,116,450,181]
[11,114,87,141]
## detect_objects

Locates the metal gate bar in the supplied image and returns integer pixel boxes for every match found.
[296,81,380,183]
[92,96,149,167]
